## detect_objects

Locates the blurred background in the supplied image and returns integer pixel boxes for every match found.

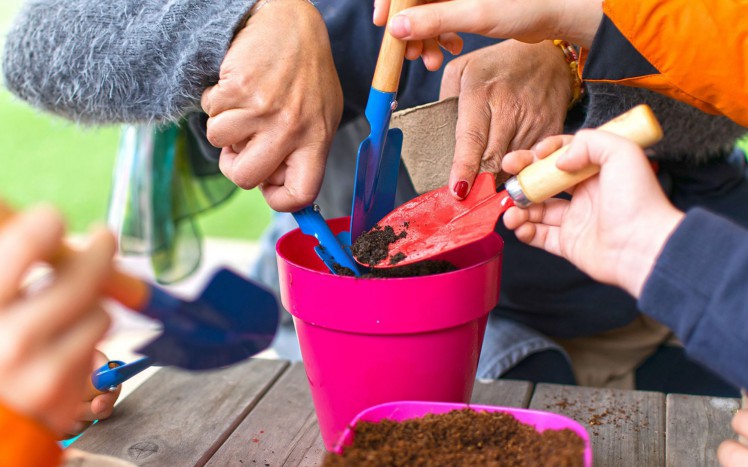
[0,0,271,240]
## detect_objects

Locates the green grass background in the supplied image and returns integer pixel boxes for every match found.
[0,0,270,238]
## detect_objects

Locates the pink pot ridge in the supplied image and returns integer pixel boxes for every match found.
[276,217,503,450]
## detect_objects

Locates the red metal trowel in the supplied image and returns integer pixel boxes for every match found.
[363,105,664,268]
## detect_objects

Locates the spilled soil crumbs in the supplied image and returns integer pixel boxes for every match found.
[323,409,584,467]
[352,224,407,266]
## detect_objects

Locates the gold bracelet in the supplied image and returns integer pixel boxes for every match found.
[553,39,584,108]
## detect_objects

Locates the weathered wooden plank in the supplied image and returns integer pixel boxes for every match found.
[206,363,325,466]
[285,416,328,467]
[74,358,289,466]
[530,383,665,466]
[470,379,533,407]
[666,394,739,467]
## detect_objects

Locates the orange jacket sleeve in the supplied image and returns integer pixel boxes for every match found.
[0,402,61,467]
[579,0,748,127]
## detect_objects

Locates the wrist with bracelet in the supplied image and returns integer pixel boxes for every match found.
[552,39,584,109]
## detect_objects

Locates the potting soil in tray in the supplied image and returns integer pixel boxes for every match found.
[323,409,585,467]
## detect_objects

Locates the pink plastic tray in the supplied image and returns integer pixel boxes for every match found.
[334,401,593,466]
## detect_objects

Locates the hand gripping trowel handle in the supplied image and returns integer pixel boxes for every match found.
[0,201,153,313]
[372,0,421,93]
[505,104,664,207]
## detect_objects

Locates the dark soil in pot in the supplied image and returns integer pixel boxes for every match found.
[352,224,407,266]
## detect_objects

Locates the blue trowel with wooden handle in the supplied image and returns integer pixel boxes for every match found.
[0,201,280,372]
[349,0,421,242]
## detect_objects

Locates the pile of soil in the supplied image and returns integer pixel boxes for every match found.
[323,409,584,467]
[344,223,457,278]
[351,224,408,266]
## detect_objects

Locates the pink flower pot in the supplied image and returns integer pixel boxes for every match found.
[276,217,503,450]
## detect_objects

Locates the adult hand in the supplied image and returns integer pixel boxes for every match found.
[62,350,121,438]
[502,130,685,298]
[440,40,570,199]
[718,410,748,466]
[373,0,463,71]
[201,0,343,212]
[0,207,113,436]
[382,0,602,50]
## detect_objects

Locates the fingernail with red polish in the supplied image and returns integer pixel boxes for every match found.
[454,180,469,199]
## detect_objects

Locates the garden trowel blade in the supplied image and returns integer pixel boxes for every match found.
[136,268,280,370]
[364,173,513,268]
[350,89,403,242]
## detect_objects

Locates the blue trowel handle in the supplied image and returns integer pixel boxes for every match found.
[293,205,361,276]
[91,357,156,392]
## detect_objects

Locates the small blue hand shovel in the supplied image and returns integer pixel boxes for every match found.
[91,357,156,392]
[293,205,361,276]
[0,201,280,372]
[350,0,421,242]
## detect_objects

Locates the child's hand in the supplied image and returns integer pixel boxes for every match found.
[63,350,122,438]
[718,410,748,466]
[0,206,114,436]
[501,130,685,298]
[377,0,602,55]
[373,0,463,71]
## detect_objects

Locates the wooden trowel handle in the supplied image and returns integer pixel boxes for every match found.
[0,201,150,312]
[515,104,663,204]
[372,0,421,93]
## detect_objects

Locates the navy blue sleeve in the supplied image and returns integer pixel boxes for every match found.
[639,207,748,389]
[583,15,659,81]
[316,1,500,124]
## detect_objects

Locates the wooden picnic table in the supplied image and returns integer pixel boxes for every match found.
[75,358,740,466]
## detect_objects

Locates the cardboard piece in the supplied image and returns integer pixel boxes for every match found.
[391,97,458,195]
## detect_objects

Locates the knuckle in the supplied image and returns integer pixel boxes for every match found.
[278,109,302,130]
[442,60,460,83]
[0,336,30,369]
[248,92,274,116]
[205,125,224,148]
[458,126,489,150]
[228,168,261,190]
[479,157,502,175]
[233,175,259,191]
[428,10,445,36]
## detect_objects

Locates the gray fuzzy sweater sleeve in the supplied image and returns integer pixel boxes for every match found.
[582,83,746,163]
[2,0,256,123]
